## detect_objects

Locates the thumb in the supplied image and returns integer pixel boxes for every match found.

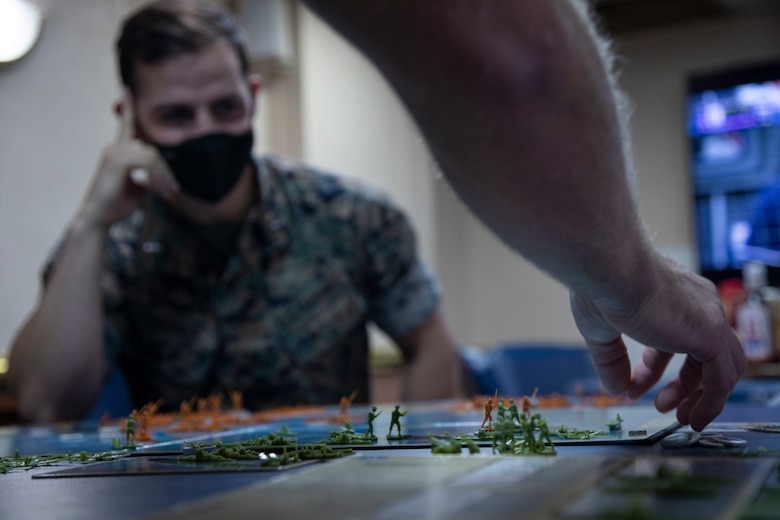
[570,292,631,395]
[587,337,632,395]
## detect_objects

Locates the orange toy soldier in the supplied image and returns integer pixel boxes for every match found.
[481,391,497,431]
[339,390,358,423]
[522,395,532,419]
[230,390,244,411]
[135,409,152,442]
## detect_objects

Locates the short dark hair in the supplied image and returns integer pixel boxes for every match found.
[117,0,250,93]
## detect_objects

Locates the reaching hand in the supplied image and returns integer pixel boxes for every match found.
[77,92,179,229]
[570,255,746,431]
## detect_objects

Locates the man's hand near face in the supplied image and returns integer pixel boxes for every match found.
[77,94,180,230]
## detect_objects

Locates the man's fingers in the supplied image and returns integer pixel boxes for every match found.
[115,92,136,145]
[654,356,703,414]
[150,152,181,197]
[626,347,673,399]
[129,167,150,186]
[652,349,732,431]
[675,388,703,426]
[586,338,631,396]
[687,345,742,431]
[569,292,631,396]
[123,145,179,200]
[116,113,180,198]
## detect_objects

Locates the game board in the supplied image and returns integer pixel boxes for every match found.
[0,399,679,460]
[142,455,775,520]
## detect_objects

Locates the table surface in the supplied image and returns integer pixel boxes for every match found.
[1,381,779,520]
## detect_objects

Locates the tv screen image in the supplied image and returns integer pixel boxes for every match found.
[688,60,780,286]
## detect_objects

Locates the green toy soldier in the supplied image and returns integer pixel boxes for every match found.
[388,404,408,438]
[430,435,462,454]
[366,406,381,439]
[531,413,555,454]
[508,399,521,427]
[497,398,507,423]
[125,412,136,446]
[606,413,624,432]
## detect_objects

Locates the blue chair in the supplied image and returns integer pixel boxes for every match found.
[491,343,602,396]
[459,345,500,396]
[82,368,133,421]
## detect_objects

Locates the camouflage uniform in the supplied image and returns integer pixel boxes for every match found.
[43,157,441,411]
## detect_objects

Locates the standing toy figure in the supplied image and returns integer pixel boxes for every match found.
[533,413,556,455]
[606,413,624,432]
[522,395,532,419]
[508,399,521,427]
[481,393,495,432]
[339,390,358,423]
[135,409,151,443]
[125,412,136,447]
[230,390,243,411]
[387,404,408,438]
[497,398,507,423]
[366,406,381,439]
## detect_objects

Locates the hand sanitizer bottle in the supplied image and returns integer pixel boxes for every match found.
[736,261,774,362]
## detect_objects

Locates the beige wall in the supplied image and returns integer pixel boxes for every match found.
[3,3,780,377]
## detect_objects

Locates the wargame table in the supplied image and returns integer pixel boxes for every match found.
[0,396,779,519]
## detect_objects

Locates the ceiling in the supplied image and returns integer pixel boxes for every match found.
[592,0,780,35]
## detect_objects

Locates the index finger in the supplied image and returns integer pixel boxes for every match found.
[115,89,136,144]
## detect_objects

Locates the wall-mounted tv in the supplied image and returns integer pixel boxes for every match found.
[688,59,780,286]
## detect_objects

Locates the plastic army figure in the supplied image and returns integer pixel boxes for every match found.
[463,437,481,455]
[497,398,506,423]
[387,404,408,439]
[366,405,381,439]
[338,391,358,424]
[508,399,521,427]
[429,435,479,455]
[480,396,495,432]
[606,413,624,432]
[522,395,532,419]
[135,410,151,443]
[533,414,556,454]
[430,435,462,454]
[125,411,136,447]
[229,390,243,411]
[492,416,516,454]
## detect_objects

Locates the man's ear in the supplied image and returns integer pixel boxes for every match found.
[247,74,263,120]
[248,74,263,98]
[114,92,143,140]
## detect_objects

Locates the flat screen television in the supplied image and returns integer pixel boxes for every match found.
[688,59,780,286]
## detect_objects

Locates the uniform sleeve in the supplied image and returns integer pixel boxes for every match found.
[359,194,442,339]
[40,234,127,374]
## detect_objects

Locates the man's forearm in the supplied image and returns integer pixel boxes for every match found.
[403,344,462,401]
[302,0,656,308]
[8,218,108,421]
[398,310,463,401]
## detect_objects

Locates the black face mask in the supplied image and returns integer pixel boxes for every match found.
[155,130,254,203]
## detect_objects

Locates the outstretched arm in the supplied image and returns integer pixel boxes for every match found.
[302,0,745,430]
